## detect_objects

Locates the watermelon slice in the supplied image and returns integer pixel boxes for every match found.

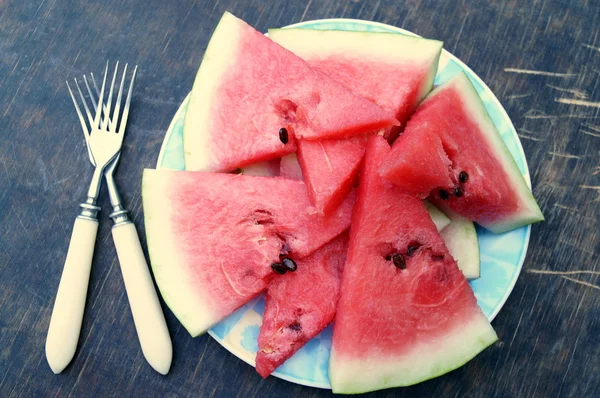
[256,233,348,378]
[183,12,398,172]
[269,28,442,214]
[379,72,544,233]
[297,135,368,215]
[440,209,480,280]
[329,135,497,394]
[142,170,354,336]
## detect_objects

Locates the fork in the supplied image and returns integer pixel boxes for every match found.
[46,63,171,375]
[85,71,172,375]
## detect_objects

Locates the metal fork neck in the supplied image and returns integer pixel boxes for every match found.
[105,171,131,226]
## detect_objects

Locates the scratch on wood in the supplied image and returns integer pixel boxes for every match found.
[583,130,600,138]
[518,128,543,141]
[580,185,600,190]
[504,68,577,77]
[546,85,588,99]
[556,98,600,108]
[582,123,600,132]
[582,43,600,52]
[507,93,531,99]
[553,203,579,212]
[518,133,543,142]
[528,269,600,276]
[548,151,581,159]
[300,0,313,21]
[561,276,600,291]
[524,113,598,119]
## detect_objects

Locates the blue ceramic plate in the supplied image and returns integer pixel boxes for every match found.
[156,19,531,389]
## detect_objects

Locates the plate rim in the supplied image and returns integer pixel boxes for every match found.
[155,17,532,389]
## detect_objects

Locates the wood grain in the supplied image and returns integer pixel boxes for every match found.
[0,0,599,396]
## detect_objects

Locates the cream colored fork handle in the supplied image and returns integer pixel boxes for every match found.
[112,222,172,375]
[46,217,98,374]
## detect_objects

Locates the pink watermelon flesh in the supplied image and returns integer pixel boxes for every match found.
[256,233,348,378]
[279,153,304,180]
[142,170,354,336]
[378,122,453,197]
[297,135,368,215]
[183,12,398,172]
[268,28,441,215]
[329,136,497,394]
[379,73,543,233]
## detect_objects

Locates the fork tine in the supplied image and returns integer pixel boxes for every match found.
[74,78,94,129]
[83,75,97,112]
[66,81,89,140]
[89,73,114,131]
[102,62,119,131]
[112,63,128,133]
[67,81,95,164]
[117,65,137,135]
[93,61,109,129]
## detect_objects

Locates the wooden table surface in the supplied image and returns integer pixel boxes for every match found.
[1,0,599,396]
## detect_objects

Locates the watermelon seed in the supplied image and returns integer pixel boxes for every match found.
[288,321,302,332]
[459,171,469,183]
[279,128,289,144]
[281,257,297,272]
[392,253,406,269]
[432,254,445,261]
[453,186,464,197]
[271,262,287,274]
[439,189,450,200]
[407,244,421,257]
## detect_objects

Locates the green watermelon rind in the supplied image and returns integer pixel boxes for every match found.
[424,200,451,232]
[329,312,498,394]
[183,12,241,172]
[142,169,216,337]
[426,72,544,233]
[440,208,481,280]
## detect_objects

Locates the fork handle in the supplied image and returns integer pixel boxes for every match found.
[112,222,172,375]
[46,217,98,374]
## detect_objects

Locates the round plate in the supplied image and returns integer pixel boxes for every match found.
[156,19,531,389]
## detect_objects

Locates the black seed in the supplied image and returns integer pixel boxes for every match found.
[288,321,302,332]
[407,244,420,257]
[454,186,464,197]
[439,189,450,200]
[432,254,445,261]
[271,262,287,274]
[279,128,289,144]
[384,254,392,261]
[281,257,297,272]
[392,253,406,269]
[459,171,469,183]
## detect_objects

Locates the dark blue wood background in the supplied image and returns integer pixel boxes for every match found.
[1,0,599,396]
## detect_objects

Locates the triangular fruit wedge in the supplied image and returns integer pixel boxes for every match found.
[183,12,398,172]
[269,28,442,214]
[379,72,543,233]
[142,170,354,336]
[297,135,368,215]
[329,135,497,394]
[256,233,348,378]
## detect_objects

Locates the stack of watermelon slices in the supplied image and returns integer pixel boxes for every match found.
[142,12,544,394]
